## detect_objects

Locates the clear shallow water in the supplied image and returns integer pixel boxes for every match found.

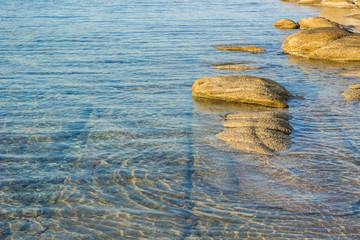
[1,0,360,239]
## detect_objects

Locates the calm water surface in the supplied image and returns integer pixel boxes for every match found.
[1,0,360,239]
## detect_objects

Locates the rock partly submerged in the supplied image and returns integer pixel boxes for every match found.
[342,89,360,101]
[192,75,293,108]
[281,0,360,8]
[212,63,261,71]
[343,83,360,101]
[274,19,300,29]
[282,26,360,61]
[217,111,292,155]
[216,45,266,53]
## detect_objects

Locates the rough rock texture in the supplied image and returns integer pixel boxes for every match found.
[274,19,300,29]
[192,76,292,108]
[298,17,344,29]
[212,63,260,71]
[342,89,360,101]
[281,0,360,8]
[217,111,292,155]
[282,27,360,61]
[216,45,266,53]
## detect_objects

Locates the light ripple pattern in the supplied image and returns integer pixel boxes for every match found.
[1,0,360,239]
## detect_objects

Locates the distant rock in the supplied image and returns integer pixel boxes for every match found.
[298,17,344,29]
[274,19,299,29]
[282,27,360,61]
[281,0,360,8]
[192,75,292,108]
[217,111,292,155]
[212,63,260,71]
[216,45,266,53]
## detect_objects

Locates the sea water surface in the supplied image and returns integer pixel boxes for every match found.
[1,0,360,239]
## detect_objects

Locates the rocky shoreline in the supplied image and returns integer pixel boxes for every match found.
[192,0,360,155]
[281,0,360,8]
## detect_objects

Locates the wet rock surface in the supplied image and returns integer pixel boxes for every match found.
[192,75,292,108]
[217,111,292,155]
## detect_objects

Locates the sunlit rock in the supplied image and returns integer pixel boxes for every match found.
[217,111,292,155]
[192,76,292,108]
[298,17,344,29]
[282,27,360,61]
[274,19,299,29]
[216,45,266,53]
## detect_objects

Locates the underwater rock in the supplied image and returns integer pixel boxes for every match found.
[192,76,292,108]
[217,111,292,155]
[274,19,300,29]
[282,27,360,61]
[212,63,260,71]
[216,45,266,53]
[298,17,344,29]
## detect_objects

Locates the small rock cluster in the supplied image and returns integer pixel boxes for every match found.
[276,16,360,103]
[193,13,359,155]
[275,16,345,30]
[275,17,360,61]
[192,44,295,155]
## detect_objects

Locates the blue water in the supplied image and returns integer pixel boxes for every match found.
[1,0,360,239]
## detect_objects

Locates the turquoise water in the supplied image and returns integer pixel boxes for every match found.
[1,0,360,239]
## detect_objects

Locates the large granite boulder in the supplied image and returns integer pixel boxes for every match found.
[281,0,360,8]
[282,27,360,61]
[192,76,292,108]
[298,17,344,29]
[217,111,292,155]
